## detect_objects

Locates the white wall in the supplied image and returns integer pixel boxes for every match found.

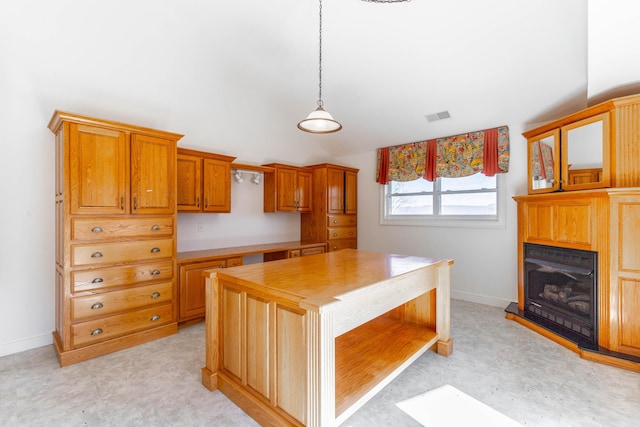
[587,0,640,101]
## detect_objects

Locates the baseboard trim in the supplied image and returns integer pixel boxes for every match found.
[451,290,514,308]
[0,332,53,358]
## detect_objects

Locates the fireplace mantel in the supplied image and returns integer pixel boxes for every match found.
[509,188,640,372]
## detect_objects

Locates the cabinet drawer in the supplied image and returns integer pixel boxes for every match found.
[71,281,173,321]
[71,303,173,348]
[301,245,326,256]
[327,239,357,252]
[72,261,174,292]
[327,214,357,227]
[72,217,174,240]
[327,227,357,240]
[72,239,174,267]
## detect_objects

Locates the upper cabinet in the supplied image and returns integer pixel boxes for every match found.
[263,163,312,212]
[59,116,179,215]
[327,166,358,214]
[524,94,640,195]
[177,148,236,213]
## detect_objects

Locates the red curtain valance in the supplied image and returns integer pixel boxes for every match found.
[376,126,510,184]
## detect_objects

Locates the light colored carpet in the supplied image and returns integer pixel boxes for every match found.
[396,384,521,426]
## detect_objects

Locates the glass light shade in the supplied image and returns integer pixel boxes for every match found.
[298,106,342,133]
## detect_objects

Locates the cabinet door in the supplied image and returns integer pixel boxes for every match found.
[276,168,298,211]
[296,169,312,213]
[203,158,231,212]
[327,168,345,214]
[69,123,128,215]
[179,259,227,321]
[177,154,202,211]
[130,134,176,215]
[344,170,357,214]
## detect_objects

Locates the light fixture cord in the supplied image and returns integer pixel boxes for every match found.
[317,0,323,108]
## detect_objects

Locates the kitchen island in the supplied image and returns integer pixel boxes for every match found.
[201,249,453,426]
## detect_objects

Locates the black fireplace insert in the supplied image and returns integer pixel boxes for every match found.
[524,243,598,349]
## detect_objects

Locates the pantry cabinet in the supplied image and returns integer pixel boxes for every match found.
[301,164,359,252]
[177,148,236,213]
[49,110,183,367]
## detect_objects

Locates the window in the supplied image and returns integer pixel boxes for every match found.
[382,173,503,227]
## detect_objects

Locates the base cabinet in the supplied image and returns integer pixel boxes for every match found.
[49,110,183,367]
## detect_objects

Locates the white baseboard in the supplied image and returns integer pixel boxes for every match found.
[0,333,53,358]
[451,290,514,309]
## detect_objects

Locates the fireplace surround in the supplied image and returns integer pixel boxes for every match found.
[523,243,598,349]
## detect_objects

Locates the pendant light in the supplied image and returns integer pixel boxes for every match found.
[298,0,342,134]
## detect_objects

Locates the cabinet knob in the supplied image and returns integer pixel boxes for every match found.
[91,328,103,336]
[349,231,354,236]
[333,246,338,250]
[150,247,161,253]
[151,269,161,276]
[150,314,161,322]
[333,219,338,224]
[92,277,104,283]
[91,226,104,233]
[151,225,161,231]
[91,302,104,310]
[150,292,161,299]
[91,252,103,258]
[349,219,354,223]
[333,233,338,237]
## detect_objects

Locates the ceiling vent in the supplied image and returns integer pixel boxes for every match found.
[426,111,451,122]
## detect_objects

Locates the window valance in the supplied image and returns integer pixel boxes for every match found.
[376,126,510,184]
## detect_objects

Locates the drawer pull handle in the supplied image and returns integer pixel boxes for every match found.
[151,269,161,276]
[92,277,104,283]
[91,302,104,310]
[91,226,104,233]
[120,197,124,210]
[91,328,103,336]
[333,246,338,250]
[91,252,103,258]
[150,247,161,253]
[333,219,338,224]
[150,292,161,299]
[349,219,354,223]
[151,225,161,231]
[349,231,354,236]
[133,197,138,211]
[150,314,161,322]
[349,243,354,247]
[333,232,338,237]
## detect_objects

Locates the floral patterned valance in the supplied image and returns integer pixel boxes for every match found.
[376,126,510,184]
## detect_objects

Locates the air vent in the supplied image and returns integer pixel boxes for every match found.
[426,111,451,122]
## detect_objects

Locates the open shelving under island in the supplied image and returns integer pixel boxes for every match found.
[201,249,454,426]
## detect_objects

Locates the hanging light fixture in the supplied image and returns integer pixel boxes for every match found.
[298,0,342,134]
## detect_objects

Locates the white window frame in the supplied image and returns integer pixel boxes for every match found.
[380,173,506,229]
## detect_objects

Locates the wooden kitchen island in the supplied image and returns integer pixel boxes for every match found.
[201,249,453,426]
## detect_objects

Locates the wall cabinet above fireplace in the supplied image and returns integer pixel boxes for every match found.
[524,94,640,195]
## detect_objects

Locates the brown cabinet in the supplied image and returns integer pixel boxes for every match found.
[525,94,640,194]
[263,163,312,212]
[301,164,359,252]
[178,257,243,322]
[177,148,236,213]
[48,110,182,366]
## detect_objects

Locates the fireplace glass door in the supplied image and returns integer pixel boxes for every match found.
[524,243,598,348]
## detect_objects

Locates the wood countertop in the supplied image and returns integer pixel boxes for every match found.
[176,241,326,263]
[214,248,453,309]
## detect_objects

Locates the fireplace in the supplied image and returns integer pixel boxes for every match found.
[523,243,598,349]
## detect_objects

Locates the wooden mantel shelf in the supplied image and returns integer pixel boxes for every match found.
[201,249,454,426]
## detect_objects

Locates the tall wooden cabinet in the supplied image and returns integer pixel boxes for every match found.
[49,111,183,367]
[177,148,236,213]
[301,164,359,251]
